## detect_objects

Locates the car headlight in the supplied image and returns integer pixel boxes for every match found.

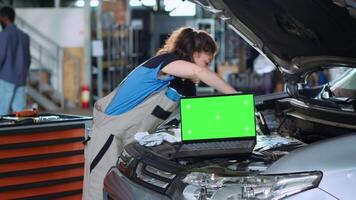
[182,171,322,200]
[133,162,177,193]
[135,162,171,189]
[117,149,134,175]
[117,149,177,193]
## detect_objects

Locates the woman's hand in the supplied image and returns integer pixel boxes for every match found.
[161,60,237,94]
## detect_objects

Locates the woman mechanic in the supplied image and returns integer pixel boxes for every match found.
[83,27,237,199]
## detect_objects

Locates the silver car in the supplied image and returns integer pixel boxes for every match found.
[104,0,356,199]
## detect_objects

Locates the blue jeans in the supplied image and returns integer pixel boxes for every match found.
[0,79,26,115]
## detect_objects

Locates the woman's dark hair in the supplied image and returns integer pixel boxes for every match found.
[157,27,217,62]
[0,6,15,22]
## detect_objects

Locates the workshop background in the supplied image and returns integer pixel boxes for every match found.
[2,1,355,200]
[0,0,288,116]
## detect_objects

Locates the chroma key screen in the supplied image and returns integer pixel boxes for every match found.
[180,94,256,141]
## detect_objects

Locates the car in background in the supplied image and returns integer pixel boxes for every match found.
[103,0,356,199]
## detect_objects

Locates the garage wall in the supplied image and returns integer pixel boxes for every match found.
[16,8,85,47]
[14,8,85,104]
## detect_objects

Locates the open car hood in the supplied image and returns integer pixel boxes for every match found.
[192,0,356,81]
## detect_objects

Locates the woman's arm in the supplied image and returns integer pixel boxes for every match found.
[161,60,237,94]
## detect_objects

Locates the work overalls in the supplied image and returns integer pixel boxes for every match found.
[83,87,180,200]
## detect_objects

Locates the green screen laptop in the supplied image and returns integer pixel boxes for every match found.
[174,93,256,158]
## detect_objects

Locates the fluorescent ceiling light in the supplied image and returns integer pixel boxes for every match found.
[164,0,183,12]
[169,0,196,16]
[75,0,85,7]
[130,0,142,7]
[142,0,156,7]
[90,0,99,7]
[75,0,99,7]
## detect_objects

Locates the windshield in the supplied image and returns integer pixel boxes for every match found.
[330,68,356,98]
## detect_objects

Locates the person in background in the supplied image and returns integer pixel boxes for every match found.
[253,54,277,94]
[83,27,237,200]
[0,6,31,115]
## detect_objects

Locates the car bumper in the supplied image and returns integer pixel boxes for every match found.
[285,188,337,200]
[104,168,170,200]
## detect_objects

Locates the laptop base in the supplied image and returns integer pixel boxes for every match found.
[173,140,256,159]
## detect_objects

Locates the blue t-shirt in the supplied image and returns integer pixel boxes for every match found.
[105,53,183,115]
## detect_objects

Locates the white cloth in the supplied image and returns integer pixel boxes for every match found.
[134,131,181,147]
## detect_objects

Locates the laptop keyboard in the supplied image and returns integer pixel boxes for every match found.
[179,140,254,152]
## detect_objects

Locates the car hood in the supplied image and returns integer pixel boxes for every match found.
[192,0,356,79]
[265,134,356,174]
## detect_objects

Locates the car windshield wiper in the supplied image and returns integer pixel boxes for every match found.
[320,94,356,111]
[327,96,356,105]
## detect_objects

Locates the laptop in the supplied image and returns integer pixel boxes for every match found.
[174,93,256,158]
